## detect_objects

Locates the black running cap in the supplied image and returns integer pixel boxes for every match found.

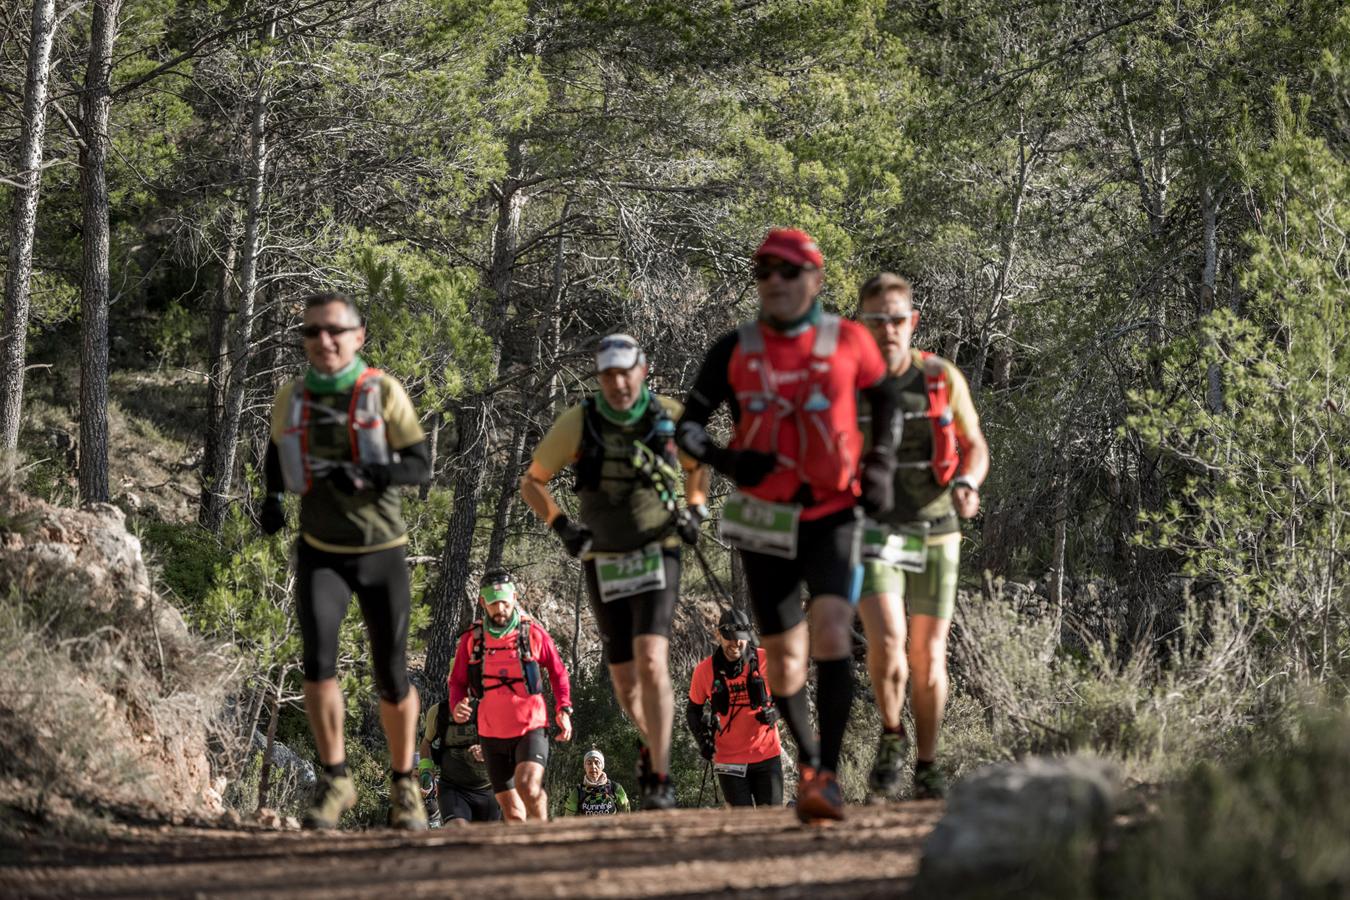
[479,568,514,588]
[718,608,752,640]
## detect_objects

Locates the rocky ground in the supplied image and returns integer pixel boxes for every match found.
[0,802,942,899]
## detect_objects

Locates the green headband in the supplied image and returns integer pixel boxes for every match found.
[480,584,514,603]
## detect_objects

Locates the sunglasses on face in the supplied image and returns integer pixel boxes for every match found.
[752,261,806,281]
[859,312,912,327]
[299,324,360,340]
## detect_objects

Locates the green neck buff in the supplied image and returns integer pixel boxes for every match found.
[484,606,520,639]
[305,356,368,395]
[596,383,651,427]
[762,300,822,335]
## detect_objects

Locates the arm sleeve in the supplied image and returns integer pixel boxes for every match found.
[686,699,710,744]
[447,632,471,707]
[264,441,284,494]
[675,331,739,462]
[381,377,427,450]
[388,439,430,486]
[561,786,579,816]
[536,626,572,711]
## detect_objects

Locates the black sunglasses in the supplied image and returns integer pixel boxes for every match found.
[753,261,806,281]
[299,324,360,339]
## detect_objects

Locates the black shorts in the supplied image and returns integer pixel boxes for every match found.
[718,755,784,808]
[738,507,862,636]
[438,782,502,822]
[481,727,550,793]
[294,540,411,702]
[584,548,681,665]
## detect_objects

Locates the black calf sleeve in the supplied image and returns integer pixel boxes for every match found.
[815,657,854,774]
[773,687,819,770]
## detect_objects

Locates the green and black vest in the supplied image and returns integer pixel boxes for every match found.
[428,700,492,791]
[866,364,958,534]
[572,396,679,552]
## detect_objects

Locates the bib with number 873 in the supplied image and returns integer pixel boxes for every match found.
[719,493,801,559]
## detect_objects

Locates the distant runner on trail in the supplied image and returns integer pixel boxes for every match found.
[854,273,990,800]
[687,609,784,808]
[447,569,573,822]
[259,292,431,831]
[521,334,710,810]
[418,694,502,823]
[561,749,631,816]
[676,228,903,822]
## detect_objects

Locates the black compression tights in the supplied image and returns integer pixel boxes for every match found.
[295,540,411,702]
[773,687,820,770]
[815,658,854,774]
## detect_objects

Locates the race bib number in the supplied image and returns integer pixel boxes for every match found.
[593,543,666,602]
[719,493,801,559]
[714,762,748,778]
[862,520,930,573]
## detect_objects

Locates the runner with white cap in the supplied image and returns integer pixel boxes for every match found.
[521,334,710,810]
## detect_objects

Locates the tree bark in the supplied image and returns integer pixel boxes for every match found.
[77,0,124,503]
[0,0,58,456]
[1200,179,1223,414]
[419,411,440,501]
[200,53,271,531]
[200,237,236,523]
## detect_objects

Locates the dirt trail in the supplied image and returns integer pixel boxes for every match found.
[1,802,942,899]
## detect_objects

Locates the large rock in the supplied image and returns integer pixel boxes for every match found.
[916,756,1119,899]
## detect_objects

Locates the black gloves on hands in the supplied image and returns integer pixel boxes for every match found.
[707,446,778,488]
[697,734,716,761]
[551,514,593,558]
[328,462,391,495]
[859,449,896,517]
[755,706,781,726]
[678,504,708,545]
[259,494,286,535]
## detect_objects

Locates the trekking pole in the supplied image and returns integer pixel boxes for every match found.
[690,539,737,608]
[697,759,710,806]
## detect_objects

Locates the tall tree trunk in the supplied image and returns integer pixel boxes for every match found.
[485,415,526,569]
[424,144,526,685]
[77,0,124,503]
[424,396,489,683]
[419,411,440,501]
[200,238,236,522]
[200,59,271,531]
[0,0,58,456]
[1200,180,1223,414]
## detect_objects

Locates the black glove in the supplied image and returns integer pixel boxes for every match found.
[708,447,778,488]
[755,706,781,726]
[697,734,716,761]
[259,494,286,535]
[859,449,896,517]
[328,462,391,495]
[551,514,593,558]
[678,504,707,545]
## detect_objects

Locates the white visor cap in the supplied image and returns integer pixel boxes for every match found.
[595,334,646,373]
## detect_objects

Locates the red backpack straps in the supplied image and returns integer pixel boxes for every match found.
[920,352,960,486]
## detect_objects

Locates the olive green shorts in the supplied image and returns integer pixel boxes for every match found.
[859,534,961,620]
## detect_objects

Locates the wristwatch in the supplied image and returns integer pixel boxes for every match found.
[559,705,573,715]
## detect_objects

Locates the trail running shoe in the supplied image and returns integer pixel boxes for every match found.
[912,764,948,801]
[868,731,909,796]
[302,772,357,830]
[640,776,677,811]
[796,769,845,823]
[388,777,430,831]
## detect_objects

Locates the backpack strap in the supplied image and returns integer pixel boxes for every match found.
[432,698,452,766]
[737,321,765,355]
[811,313,841,357]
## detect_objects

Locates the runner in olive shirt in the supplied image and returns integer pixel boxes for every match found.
[419,698,502,822]
[854,274,990,800]
[259,292,430,830]
[521,334,710,810]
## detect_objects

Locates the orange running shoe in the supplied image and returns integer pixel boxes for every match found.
[796,768,845,823]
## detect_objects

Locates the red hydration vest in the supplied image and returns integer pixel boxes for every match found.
[277,367,389,494]
[728,314,864,509]
[919,351,960,487]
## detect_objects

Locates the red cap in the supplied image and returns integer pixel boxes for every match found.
[753,228,824,269]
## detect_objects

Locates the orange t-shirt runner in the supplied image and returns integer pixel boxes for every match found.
[688,647,782,765]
